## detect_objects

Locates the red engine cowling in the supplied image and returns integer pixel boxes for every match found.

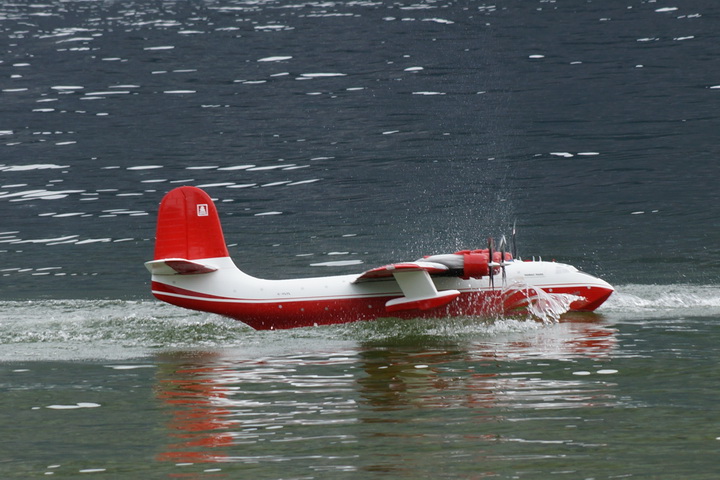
[455,249,512,279]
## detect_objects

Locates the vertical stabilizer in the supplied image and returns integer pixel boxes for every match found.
[153,186,230,260]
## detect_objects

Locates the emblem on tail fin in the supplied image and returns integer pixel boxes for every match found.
[197,204,208,217]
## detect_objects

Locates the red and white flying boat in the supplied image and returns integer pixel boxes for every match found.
[145,186,614,330]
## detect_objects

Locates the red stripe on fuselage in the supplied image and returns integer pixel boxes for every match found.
[150,281,612,330]
[151,280,396,329]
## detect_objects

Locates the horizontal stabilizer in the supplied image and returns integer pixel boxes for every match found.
[145,258,218,276]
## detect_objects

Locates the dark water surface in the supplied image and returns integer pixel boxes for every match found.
[2,1,720,478]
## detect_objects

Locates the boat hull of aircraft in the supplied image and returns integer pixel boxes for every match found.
[146,187,614,330]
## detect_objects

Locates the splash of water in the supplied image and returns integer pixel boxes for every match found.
[527,290,583,324]
[503,284,582,324]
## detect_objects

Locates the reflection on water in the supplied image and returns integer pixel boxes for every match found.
[156,356,236,464]
[153,317,619,477]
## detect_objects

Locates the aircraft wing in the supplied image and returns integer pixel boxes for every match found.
[354,261,460,312]
[354,261,449,281]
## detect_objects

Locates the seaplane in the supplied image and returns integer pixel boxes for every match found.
[145,186,614,330]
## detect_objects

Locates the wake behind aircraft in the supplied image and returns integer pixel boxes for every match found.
[145,186,614,330]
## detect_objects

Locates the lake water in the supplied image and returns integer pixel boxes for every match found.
[2,0,720,478]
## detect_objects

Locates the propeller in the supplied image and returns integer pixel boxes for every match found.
[487,223,519,289]
[487,237,495,290]
[498,235,508,285]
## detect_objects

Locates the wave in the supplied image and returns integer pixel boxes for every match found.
[2,284,719,361]
[0,300,240,361]
[599,284,720,318]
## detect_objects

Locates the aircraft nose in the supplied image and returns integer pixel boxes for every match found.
[577,279,614,311]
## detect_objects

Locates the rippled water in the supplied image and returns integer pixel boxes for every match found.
[3,0,720,478]
[3,0,719,295]
[3,286,720,478]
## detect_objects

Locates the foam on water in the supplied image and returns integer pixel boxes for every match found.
[600,284,720,319]
[0,297,578,362]
[4,283,709,362]
[0,300,238,361]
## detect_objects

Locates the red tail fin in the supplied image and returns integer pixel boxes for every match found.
[153,186,230,260]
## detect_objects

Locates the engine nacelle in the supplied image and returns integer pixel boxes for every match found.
[422,249,513,279]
